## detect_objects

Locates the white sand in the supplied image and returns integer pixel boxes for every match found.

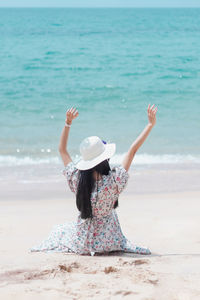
[1,187,200,299]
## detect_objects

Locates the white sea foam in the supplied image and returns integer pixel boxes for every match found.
[0,153,200,167]
[110,153,200,165]
[0,155,60,166]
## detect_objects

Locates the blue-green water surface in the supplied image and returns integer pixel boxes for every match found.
[0,8,200,165]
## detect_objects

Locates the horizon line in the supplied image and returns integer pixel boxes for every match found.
[0,6,200,8]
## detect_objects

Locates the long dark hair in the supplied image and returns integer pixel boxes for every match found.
[76,159,114,219]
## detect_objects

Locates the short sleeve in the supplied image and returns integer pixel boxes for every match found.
[111,165,129,194]
[62,162,79,194]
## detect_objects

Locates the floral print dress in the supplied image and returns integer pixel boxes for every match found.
[30,162,151,256]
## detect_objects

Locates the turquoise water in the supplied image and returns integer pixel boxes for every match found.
[0,8,200,166]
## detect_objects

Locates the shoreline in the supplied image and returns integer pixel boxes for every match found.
[1,162,200,201]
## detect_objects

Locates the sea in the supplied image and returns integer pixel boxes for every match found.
[1,8,200,169]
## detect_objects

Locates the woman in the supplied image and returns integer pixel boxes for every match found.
[31,104,157,255]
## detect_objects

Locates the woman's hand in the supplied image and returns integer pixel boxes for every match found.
[148,104,158,127]
[122,103,158,171]
[66,107,79,125]
[59,107,78,166]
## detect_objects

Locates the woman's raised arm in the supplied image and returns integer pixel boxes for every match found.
[59,107,79,166]
[122,104,157,172]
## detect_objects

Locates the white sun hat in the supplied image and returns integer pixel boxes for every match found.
[75,136,116,170]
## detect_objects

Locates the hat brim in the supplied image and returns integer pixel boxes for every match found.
[75,143,116,170]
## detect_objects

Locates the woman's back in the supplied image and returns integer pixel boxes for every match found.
[63,162,129,218]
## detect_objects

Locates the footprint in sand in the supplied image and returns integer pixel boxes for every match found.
[134,259,150,266]
[0,261,81,285]
[115,290,138,296]
[146,278,159,285]
[120,259,150,266]
[104,266,118,274]
[58,262,80,273]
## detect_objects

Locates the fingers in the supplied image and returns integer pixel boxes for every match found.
[67,107,75,114]
[153,107,158,114]
[66,107,79,119]
[147,104,150,114]
[72,107,78,118]
[151,104,155,109]
[74,110,79,117]
[71,107,76,114]
[150,104,155,117]
[73,109,79,119]
[148,104,158,115]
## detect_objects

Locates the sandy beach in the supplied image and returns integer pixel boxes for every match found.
[1,5,200,299]
[1,165,200,299]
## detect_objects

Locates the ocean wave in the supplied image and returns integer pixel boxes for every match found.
[0,153,200,167]
[121,71,152,77]
[109,153,200,165]
[0,156,60,166]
